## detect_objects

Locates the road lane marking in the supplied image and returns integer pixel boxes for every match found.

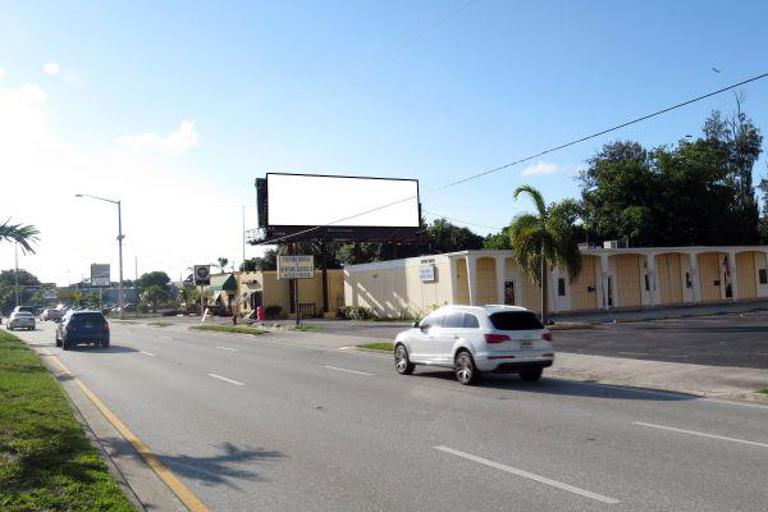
[159,336,173,341]
[140,351,156,357]
[633,422,768,449]
[323,365,373,376]
[434,446,620,505]
[216,345,239,352]
[207,373,245,386]
[22,340,210,511]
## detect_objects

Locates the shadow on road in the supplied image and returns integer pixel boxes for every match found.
[66,345,140,354]
[105,438,284,489]
[413,370,696,401]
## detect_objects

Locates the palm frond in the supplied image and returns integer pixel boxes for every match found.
[0,220,39,254]
[514,185,547,219]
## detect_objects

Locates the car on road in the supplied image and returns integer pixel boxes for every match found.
[12,305,36,315]
[393,305,554,385]
[40,308,64,321]
[7,311,36,331]
[56,311,110,350]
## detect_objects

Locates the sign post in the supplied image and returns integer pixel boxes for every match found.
[193,265,211,320]
[277,255,314,326]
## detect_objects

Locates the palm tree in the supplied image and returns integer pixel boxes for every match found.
[0,220,39,253]
[217,257,229,273]
[510,185,582,323]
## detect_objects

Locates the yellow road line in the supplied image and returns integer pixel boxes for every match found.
[43,349,210,512]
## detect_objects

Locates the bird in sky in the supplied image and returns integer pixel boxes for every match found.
[712,67,722,73]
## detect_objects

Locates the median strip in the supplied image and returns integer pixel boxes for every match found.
[633,421,768,449]
[207,373,246,386]
[191,324,267,335]
[434,446,620,505]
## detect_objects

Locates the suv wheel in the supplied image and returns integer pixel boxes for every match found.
[454,351,478,385]
[100,338,110,349]
[394,344,415,375]
[62,340,70,351]
[519,367,543,382]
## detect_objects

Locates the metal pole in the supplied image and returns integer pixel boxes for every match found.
[200,284,204,319]
[14,242,20,307]
[242,205,246,263]
[117,201,125,319]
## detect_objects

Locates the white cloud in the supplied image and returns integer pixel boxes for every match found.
[521,161,558,177]
[43,62,61,75]
[0,68,6,79]
[116,120,199,154]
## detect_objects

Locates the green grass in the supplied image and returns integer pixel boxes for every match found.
[147,321,172,327]
[356,341,394,352]
[290,324,323,332]
[190,324,268,335]
[757,386,768,394]
[0,330,134,511]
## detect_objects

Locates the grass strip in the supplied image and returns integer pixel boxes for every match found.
[757,386,768,394]
[147,321,172,327]
[190,324,267,335]
[0,330,134,511]
[291,324,323,332]
[356,341,394,352]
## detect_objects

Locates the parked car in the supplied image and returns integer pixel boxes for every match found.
[7,311,36,331]
[55,311,110,350]
[393,305,554,385]
[40,308,64,321]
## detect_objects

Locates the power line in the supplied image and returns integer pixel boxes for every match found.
[261,70,768,245]
[423,209,504,230]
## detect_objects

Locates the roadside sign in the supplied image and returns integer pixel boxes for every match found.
[277,255,314,279]
[194,265,211,285]
[43,289,57,300]
[90,263,111,287]
[419,263,436,283]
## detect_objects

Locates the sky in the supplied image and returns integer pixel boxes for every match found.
[1,0,767,286]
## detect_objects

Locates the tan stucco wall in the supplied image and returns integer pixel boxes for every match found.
[476,257,498,305]
[570,256,599,311]
[698,252,724,302]
[236,270,343,317]
[657,253,683,305]
[455,258,469,305]
[614,254,642,308]
[736,251,757,299]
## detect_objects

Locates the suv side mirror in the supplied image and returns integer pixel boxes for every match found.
[419,323,430,331]
[411,321,419,328]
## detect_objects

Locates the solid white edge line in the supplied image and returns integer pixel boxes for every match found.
[323,365,374,376]
[207,373,245,386]
[434,446,620,505]
[633,422,768,449]
[140,351,156,357]
[216,346,239,352]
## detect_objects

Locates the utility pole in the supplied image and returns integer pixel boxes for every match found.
[242,205,246,263]
[117,200,124,319]
[14,242,20,307]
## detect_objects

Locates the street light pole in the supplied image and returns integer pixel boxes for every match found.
[75,193,125,317]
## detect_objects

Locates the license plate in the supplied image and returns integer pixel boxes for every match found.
[84,323,93,329]
[520,340,534,348]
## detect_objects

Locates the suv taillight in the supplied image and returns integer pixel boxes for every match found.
[485,333,511,344]
[542,332,552,341]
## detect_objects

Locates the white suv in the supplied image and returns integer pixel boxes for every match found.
[393,305,554,385]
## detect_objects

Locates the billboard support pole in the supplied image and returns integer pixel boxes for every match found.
[320,240,328,315]
[292,243,300,327]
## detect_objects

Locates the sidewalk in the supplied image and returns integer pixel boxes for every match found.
[550,298,768,324]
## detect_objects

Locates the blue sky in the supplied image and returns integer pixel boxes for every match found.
[1,0,767,283]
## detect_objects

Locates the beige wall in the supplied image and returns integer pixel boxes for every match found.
[657,253,683,305]
[455,258,469,305]
[236,270,343,317]
[614,254,642,308]
[476,257,498,305]
[570,256,599,311]
[698,252,724,302]
[736,251,757,300]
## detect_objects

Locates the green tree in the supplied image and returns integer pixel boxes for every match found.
[0,219,39,253]
[217,257,229,273]
[424,218,484,254]
[137,271,171,294]
[0,269,40,314]
[510,185,582,323]
[141,284,169,313]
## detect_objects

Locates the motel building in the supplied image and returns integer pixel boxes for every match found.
[343,245,768,318]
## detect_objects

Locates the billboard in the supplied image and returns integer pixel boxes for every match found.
[277,255,315,279]
[266,173,419,228]
[193,265,211,285]
[90,263,111,287]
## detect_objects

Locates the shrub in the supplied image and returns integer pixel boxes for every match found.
[264,305,282,319]
[340,305,373,321]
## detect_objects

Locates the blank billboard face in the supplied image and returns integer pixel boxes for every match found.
[266,173,419,228]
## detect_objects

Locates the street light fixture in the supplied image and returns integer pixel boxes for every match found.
[75,193,125,316]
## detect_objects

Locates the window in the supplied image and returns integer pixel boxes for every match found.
[70,313,106,325]
[504,281,515,305]
[760,268,768,285]
[462,313,479,328]
[644,274,650,291]
[685,272,692,289]
[489,311,543,330]
[443,312,464,328]
[557,278,566,296]
[420,312,442,329]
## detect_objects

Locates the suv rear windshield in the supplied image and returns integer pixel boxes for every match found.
[70,312,107,325]
[489,311,544,330]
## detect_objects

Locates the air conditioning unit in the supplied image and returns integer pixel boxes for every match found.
[603,239,628,249]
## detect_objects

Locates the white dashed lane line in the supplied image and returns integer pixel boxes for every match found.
[216,346,239,352]
[633,421,768,449]
[207,373,246,386]
[323,365,374,376]
[140,351,156,357]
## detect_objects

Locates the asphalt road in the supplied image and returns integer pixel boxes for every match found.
[306,312,768,369]
[18,322,768,511]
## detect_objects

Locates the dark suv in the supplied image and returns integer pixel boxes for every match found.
[56,311,110,350]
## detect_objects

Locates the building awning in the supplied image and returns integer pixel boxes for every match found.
[208,274,237,293]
